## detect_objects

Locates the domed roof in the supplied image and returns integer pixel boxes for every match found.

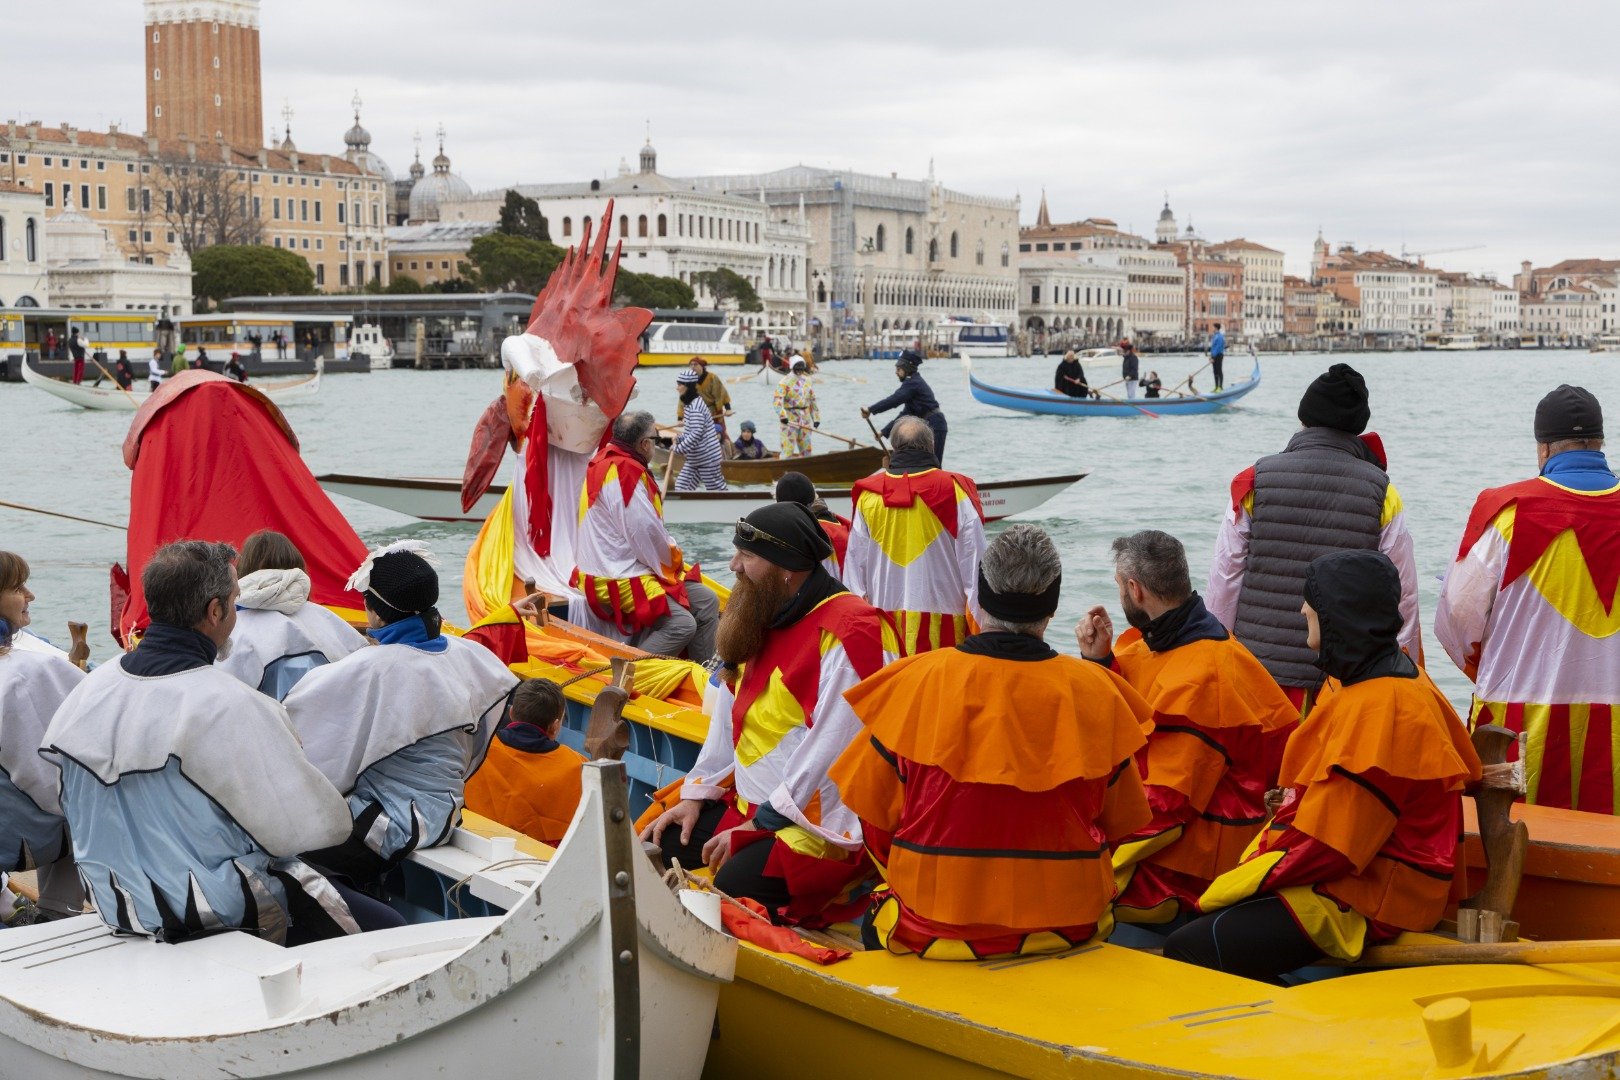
[342,94,394,184]
[408,126,471,221]
[1158,203,1174,222]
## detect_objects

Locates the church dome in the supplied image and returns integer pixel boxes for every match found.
[408,127,471,222]
[342,94,394,185]
[1158,203,1175,222]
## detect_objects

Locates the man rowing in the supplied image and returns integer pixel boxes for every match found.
[1436,385,1620,813]
[1078,530,1297,927]
[640,503,892,924]
[571,410,720,660]
[844,416,986,655]
[833,524,1152,959]
[1206,363,1421,712]
[863,350,950,463]
[1164,551,1481,984]
[673,367,728,492]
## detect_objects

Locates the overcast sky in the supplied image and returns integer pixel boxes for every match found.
[9,1,1617,279]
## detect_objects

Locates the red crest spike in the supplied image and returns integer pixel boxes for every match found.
[525,198,651,419]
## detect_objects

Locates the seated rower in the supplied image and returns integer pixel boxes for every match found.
[464,679,586,847]
[285,543,518,883]
[1164,550,1483,984]
[218,529,367,699]
[733,419,768,461]
[1143,371,1163,398]
[1054,350,1090,399]
[0,553,89,668]
[0,553,86,920]
[774,471,849,578]
[833,525,1153,959]
[42,542,394,944]
[640,503,892,925]
[1078,530,1297,928]
[572,411,720,661]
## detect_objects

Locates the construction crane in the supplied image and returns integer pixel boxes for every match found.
[1401,243,1486,264]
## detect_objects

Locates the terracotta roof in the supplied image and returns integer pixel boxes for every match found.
[0,180,38,195]
[1210,238,1282,254]
[1541,258,1620,275]
[0,123,376,178]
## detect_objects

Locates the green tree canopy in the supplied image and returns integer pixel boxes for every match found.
[191,244,315,310]
[382,273,423,294]
[615,270,696,310]
[692,267,763,312]
[467,232,566,294]
[498,190,551,242]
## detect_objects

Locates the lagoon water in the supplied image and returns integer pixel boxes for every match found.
[5,348,1618,712]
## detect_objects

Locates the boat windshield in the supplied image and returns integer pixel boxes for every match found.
[957,325,1007,343]
[650,323,731,345]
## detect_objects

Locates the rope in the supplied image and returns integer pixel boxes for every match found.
[660,858,775,926]
[444,856,552,919]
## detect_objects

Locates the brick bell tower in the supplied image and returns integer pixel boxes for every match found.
[144,0,264,147]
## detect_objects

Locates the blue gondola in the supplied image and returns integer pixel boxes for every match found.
[968,355,1261,417]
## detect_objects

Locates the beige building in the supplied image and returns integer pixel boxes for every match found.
[1020,197,1185,341]
[1521,283,1601,345]
[0,182,48,307]
[1018,254,1129,349]
[1312,237,1435,338]
[1208,239,1285,341]
[386,221,491,287]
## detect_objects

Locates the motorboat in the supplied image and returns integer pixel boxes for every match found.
[638,321,747,367]
[350,323,395,370]
[1436,333,1483,351]
[21,359,321,411]
[0,764,734,1079]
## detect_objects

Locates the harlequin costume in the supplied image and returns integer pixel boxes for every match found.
[1435,386,1620,814]
[1165,551,1481,984]
[832,566,1153,960]
[843,446,986,656]
[654,503,894,925]
[1101,593,1297,924]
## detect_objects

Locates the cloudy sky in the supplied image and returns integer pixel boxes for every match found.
[10,1,1617,278]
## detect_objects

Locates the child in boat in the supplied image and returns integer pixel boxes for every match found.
[1163,550,1481,984]
[733,420,768,460]
[464,679,587,847]
[1143,371,1162,398]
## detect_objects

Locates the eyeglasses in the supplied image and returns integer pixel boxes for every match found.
[735,518,795,552]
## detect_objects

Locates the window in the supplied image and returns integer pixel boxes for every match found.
[657,213,667,237]
[875,224,885,252]
[441,260,449,269]
[152,29,159,42]
[356,263,365,285]
[80,159,88,170]
[905,227,914,255]
[252,195,259,217]
[0,219,6,260]
[620,214,629,237]
[166,231,174,243]
[97,160,105,171]
[410,261,419,270]
[314,202,321,223]
[272,197,281,219]
[638,214,648,237]
[97,185,107,210]
[337,202,345,224]
[44,182,54,208]
[214,94,221,107]
[316,264,325,286]
[315,239,322,250]
[1052,242,1065,252]
[301,238,309,250]
[213,55,220,68]
[25,218,37,262]
[928,238,939,262]
[80,184,91,209]
[127,228,138,242]
[300,199,308,221]
[144,230,153,243]
[976,240,985,266]
[561,217,572,238]
[340,265,349,286]
[126,187,138,212]
[1030,284,1040,304]
[153,68,160,81]
[371,204,379,227]
[274,237,282,248]
[43,157,52,167]
[950,232,959,258]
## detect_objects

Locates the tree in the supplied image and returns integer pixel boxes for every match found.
[467,232,566,294]
[692,267,763,313]
[152,151,262,255]
[191,245,315,310]
[615,270,696,310]
[429,276,479,294]
[383,273,424,294]
[497,190,550,243]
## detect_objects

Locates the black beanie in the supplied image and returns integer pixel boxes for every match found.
[367,550,439,622]
[734,502,832,572]
[1298,363,1371,434]
[773,471,817,507]
[1534,385,1604,442]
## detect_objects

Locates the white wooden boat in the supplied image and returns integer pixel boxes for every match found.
[351,323,396,370]
[318,470,1087,525]
[21,359,322,411]
[0,763,734,1079]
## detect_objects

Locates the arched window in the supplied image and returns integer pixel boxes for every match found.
[928,238,939,262]
[657,214,667,237]
[950,232,959,258]
[976,240,984,266]
[0,218,6,261]
[619,214,629,238]
[1001,241,1010,267]
[875,224,886,252]
[25,218,37,262]
[904,227,914,255]
[816,280,827,303]
[583,215,592,235]
[638,214,648,237]
[561,216,572,238]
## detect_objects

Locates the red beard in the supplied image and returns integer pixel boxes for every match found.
[716,568,793,666]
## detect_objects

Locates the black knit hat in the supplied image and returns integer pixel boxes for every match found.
[733,502,832,572]
[773,471,817,507]
[1298,363,1371,434]
[1535,385,1604,442]
[367,549,439,622]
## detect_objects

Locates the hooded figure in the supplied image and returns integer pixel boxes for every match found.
[1164,549,1481,984]
[638,502,893,926]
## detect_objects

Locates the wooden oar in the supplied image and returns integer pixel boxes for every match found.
[0,499,127,530]
[862,412,890,454]
[784,422,867,450]
[1360,938,1620,968]
[1090,387,1160,419]
[659,441,679,498]
[91,357,139,406]
[1165,360,1212,397]
[815,369,867,384]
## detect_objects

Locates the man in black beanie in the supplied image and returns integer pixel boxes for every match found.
[1205,363,1421,712]
[639,502,892,925]
[773,471,849,577]
[1436,384,1620,812]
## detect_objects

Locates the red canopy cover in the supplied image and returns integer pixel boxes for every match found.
[113,370,367,644]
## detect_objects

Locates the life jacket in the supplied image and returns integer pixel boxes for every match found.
[836,648,1150,940]
[464,731,586,847]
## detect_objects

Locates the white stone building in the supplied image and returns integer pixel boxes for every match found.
[47,194,191,313]
[0,182,48,307]
[1490,284,1522,337]
[1208,239,1285,341]
[1313,240,1437,338]
[1521,283,1601,345]
[1018,253,1129,349]
[1119,246,1186,340]
[441,141,809,332]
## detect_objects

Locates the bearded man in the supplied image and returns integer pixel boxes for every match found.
[1079,530,1297,927]
[844,416,986,655]
[639,502,892,924]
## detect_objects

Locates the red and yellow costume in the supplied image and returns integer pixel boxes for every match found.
[1107,626,1297,923]
[1436,466,1620,813]
[833,639,1152,959]
[843,468,986,655]
[570,440,697,638]
[1198,670,1481,960]
[819,516,850,578]
[465,728,587,847]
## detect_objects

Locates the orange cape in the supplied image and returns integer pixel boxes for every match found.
[1281,671,1481,791]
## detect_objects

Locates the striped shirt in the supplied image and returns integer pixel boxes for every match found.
[674,396,726,492]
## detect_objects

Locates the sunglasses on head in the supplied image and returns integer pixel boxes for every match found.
[734,518,794,551]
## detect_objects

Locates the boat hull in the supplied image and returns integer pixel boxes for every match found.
[969,358,1260,417]
[317,471,1086,526]
[0,765,734,1080]
[651,444,887,486]
[638,350,747,367]
[21,359,321,411]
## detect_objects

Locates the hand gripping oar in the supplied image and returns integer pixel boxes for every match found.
[91,357,139,405]
[862,412,891,455]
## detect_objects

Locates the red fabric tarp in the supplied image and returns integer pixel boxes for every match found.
[114,371,367,644]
